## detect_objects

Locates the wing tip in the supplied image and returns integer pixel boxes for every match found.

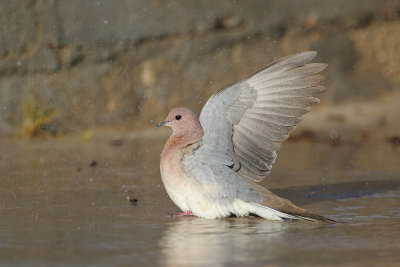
[298,50,317,60]
[317,62,329,71]
[287,51,318,64]
[295,52,329,72]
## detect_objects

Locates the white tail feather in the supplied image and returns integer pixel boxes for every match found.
[246,203,299,221]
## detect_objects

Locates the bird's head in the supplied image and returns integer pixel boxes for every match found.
[156,107,203,144]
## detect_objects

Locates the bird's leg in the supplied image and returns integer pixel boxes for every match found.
[170,210,193,217]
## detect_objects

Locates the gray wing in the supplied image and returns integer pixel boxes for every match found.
[196,51,327,182]
[181,152,265,203]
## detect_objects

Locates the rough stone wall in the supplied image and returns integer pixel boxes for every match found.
[0,0,399,136]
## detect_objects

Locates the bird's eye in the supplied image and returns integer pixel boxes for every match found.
[175,115,182,120]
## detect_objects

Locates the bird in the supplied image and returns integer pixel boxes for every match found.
[156,51,333,222]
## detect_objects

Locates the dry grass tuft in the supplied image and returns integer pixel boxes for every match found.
[21,92,58,137]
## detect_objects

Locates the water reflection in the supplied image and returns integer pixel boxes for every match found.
[159,217,312,266]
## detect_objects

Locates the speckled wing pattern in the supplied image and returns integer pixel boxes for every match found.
[197,51,327,182]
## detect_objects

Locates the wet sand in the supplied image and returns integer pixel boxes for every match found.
[0,135,399,266]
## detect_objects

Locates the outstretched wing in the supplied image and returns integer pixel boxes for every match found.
[196,51,327,182]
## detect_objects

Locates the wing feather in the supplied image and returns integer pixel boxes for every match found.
[256,97,320,107]
[253,75,325,92]
[196,51,327,182]
[245,110,303,126]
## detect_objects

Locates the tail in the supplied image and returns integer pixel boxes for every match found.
[248,202,335,223]
[276,209,336,223]
[245,183,335,222]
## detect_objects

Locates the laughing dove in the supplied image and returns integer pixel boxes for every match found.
[156,51,333,222]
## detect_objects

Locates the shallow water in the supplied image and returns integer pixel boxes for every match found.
[1,136,400,266]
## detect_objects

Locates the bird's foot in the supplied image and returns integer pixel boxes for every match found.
[169,210,193,217]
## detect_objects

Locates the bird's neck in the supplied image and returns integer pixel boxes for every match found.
[161,130,203,159]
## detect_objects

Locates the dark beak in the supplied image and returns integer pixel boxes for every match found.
[155,119,168,128]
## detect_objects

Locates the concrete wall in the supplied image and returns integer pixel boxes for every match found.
[1,0,400,135]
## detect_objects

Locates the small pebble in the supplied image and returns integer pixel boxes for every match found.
[90,160,98,167]
[387,135,400,147]
[110,139,123,146]
[129,198,138,206]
